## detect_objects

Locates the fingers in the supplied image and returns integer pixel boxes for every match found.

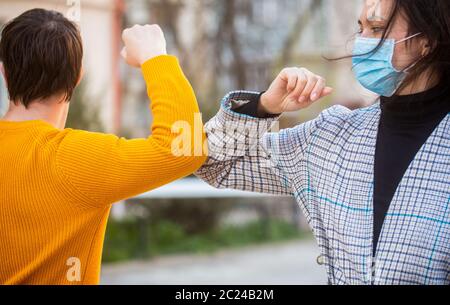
[121,26,132,42]
[281,67,333,107]
[286,73,298,92]
[321,87,334,98]
[281,68,307,100]
[299,73,320,103]
[280,68,298,92]
[121,23,167,66]
[146,24,163,36]
[310,76,326,102]
[289,70,308,102]
[291,69,332,103]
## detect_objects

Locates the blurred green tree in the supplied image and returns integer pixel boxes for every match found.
[66,78,104,132]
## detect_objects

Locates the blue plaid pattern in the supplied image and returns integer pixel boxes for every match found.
[196,91,450,285]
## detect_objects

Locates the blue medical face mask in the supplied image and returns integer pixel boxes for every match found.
[352,33,422,97]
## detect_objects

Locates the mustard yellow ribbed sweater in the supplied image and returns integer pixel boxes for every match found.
[0,55,207,285]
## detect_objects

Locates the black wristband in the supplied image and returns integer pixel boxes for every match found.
[234,91,280,119]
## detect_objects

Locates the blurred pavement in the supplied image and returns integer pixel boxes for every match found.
[101,240,327,285]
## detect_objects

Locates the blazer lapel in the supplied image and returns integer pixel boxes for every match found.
[374,114,450,283]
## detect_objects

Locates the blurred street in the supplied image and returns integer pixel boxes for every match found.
[101,240,327,285]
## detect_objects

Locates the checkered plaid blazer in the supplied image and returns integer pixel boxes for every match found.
[196,91,450,285]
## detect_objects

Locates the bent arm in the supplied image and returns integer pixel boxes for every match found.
[196,91,293,196]
[56,55,207,207]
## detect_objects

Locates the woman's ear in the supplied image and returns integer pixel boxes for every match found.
[420,38,431,57]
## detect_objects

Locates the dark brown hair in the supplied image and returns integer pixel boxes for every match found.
[332,0,450,91]
[389,0,450,88]
[0,8,83,108]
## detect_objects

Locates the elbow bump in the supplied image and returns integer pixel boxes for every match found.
[173,154,208,175]
[188,154,208,173]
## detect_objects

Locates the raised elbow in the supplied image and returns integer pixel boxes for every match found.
[186,154,208,174]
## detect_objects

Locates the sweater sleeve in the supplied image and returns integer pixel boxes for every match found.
[55,55,207,207]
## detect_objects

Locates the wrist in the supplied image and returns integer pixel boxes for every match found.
[258,93,269,115]
[140,54,169,67]
[139,51,168,65]
[258,92,279,116]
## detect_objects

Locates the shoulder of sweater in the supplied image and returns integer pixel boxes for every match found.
[31,126,118,150]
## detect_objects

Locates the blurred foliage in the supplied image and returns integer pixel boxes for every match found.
[102,218,310,263]
[66,78,104,132]
[130,198,232,235]
[124,0,333,122]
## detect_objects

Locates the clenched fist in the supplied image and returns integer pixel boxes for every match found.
[121,24,167,68]
[259,68,333,115]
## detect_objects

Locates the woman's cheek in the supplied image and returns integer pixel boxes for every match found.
[392,43,420,71]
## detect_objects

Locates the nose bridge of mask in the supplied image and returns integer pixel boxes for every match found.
[353,36,395,62]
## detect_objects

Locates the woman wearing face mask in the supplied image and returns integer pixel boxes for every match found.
[196,0,450,285]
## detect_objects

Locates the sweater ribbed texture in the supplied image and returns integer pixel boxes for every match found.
[0,55,207,285]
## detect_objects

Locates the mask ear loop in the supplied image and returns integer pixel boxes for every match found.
[386,32,424,96]
[391,32,423,73]
[395,32,422,45]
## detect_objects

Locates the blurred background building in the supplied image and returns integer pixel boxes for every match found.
[0,0,123,132]
[0,0,377,285]
[121,0,376,137]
